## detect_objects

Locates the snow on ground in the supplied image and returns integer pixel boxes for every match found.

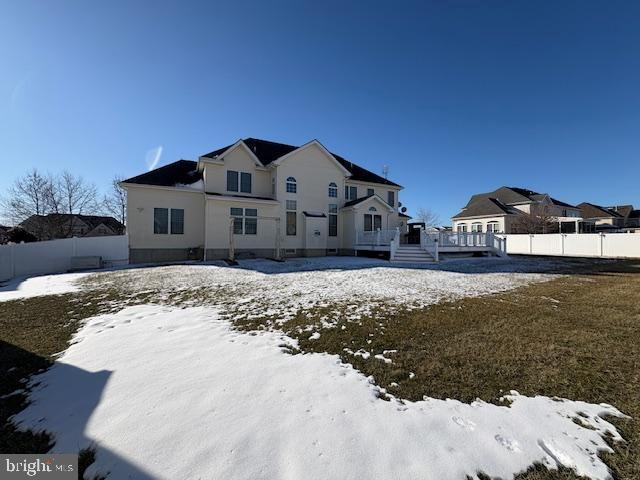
[16,305,623,480]
[0,272,89,302]
[85,256,567,322]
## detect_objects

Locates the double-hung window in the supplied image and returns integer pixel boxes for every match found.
[328,182,338,198]
[286,200,297,236]
[471,223,483,233]
[154,208,168,234]
[367,188,374,196]
[328,204,338,237]
[170,209,184,234]
[227,170,252,193]
[345,185,357,200]
[154,208,184,234]
[231,208,257,235]
[387,191,395,207]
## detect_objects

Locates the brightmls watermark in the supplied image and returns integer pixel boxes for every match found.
[1,454,77,479]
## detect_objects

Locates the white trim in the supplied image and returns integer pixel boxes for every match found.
[120,183,204,194]
[345,178,402,191]
[270,139,352,177]
[202,140,265,168]
[205,194,279,205]
[341,194,394,213]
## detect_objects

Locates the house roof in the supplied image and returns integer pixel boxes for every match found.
[607,205,634,218]
[452,197,519,219]
[455,186,577,220]
[122,160,200,187]
[20,214,125,233]
[204,138,401,187]
[577,202,623,219]
[343,194,376,208]
[466,187,576,209]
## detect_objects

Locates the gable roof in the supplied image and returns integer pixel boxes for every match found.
[452,197,520,219]
[342,194,394,211]
[577,202,623,219]
[466,186,576,209]
[607,205,634,218]
[204,138,401,187]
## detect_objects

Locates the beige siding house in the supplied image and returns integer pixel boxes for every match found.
[452,187,581,234]
[122,138,408,262]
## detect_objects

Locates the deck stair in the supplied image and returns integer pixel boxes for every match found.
[391,245,435,263]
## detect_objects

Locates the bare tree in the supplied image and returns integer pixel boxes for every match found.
[59,171,98,215]
[512,204,559,234]
[102,175,127,226]
[415,207,441,228]
[1,169,50,225]
[2,169,100,240]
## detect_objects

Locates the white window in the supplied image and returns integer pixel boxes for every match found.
[367,188,374,196]
[487,222,500,233]
[387,191,395,207]
[286,177,297,193]
[230,208,257,235]
[154,208,183,235]
[471,223,483,233]
[227,171,252,193]
[328,204,337,237]
[457,223,467,233]
[286,199,296,235]
[364,214,382,231]
[328,182,338,198]
[345,185,357,200]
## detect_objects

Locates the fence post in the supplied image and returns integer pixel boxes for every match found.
[599,232,604,257]
[376,228,381,246]
[10,243,16,279]
[72,236,78,257]
[529,234,533,254]
[561,234,565,256]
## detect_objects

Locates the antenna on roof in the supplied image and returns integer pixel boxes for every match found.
[382,165,389,179]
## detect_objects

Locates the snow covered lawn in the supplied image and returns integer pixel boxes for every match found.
[15,305,624,480]
[5,256,634,479]
[0,272,89,302]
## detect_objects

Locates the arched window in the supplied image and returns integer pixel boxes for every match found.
[368,206,377,212]
[328,182,337,198]
[457,223,467,233]
[471,222,483,233]
[286,177,297,193]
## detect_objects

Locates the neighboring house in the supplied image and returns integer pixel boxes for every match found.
[121,138,408,262]
[452,186,581,233]
[578,203,640,231]
[0,226,38,244]
[20,214,125,240]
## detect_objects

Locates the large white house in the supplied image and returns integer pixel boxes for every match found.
[122,138,410,262]
[452,186,581,234]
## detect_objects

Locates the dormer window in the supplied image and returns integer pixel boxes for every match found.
[328,182,337,198]
[286,177,297,193]
[227,170,252,193]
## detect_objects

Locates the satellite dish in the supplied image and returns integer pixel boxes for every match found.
[398,202,403,207]
[401,206,407,213]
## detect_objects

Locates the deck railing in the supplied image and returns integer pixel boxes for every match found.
[356,229,397,246]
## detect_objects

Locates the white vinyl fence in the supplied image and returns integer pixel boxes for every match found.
[0,235,129,282]
[499,233,640,259]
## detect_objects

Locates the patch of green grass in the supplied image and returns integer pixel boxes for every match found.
[2,260,639,479]
[240,261,640,479]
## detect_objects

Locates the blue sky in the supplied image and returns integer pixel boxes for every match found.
[1,0,639,223]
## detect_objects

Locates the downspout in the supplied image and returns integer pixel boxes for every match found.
[202,165,208,262]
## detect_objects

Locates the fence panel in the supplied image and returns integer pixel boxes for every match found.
[499,233,640,259]
[0,235,129,282]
